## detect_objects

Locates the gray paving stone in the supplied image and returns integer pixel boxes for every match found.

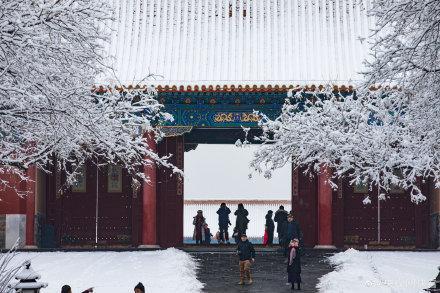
[191,250,333,293]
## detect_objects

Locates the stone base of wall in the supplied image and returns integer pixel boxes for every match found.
[0,215,5,248]
[430,213,440,249]
[4,214,26,249]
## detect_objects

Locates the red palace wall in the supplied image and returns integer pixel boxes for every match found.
[0,150,435,249]
[0,167,36,248]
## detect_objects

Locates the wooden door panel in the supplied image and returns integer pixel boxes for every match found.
[97,166,134,245]
[60,163,96,246]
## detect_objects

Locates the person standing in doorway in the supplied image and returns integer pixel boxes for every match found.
[265,210,275,246]
[234,203,249,238]
[193,210,206,245]
[237,233,255,285]
[203,223,213,245]
[216,202,231,244]
[274,205,288,245]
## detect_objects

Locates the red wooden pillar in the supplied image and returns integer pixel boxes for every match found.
[315,166,336,249]
[25,165,37,248]
[139,134,159,248]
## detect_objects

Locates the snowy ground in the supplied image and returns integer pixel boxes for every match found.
[318,249,440,293]
[8,249,203,293]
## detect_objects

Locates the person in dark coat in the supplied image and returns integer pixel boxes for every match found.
[265,210,275,245]
[216,202,231,244]
[287,238,301,290]
[234,203,249,237]
[274,205,288,245]
[237,234,255,285]
[281,213,302,256]
[193,210,206,245]
[203,223,213,245]
[134,282,145,293]
[61,285,93,293]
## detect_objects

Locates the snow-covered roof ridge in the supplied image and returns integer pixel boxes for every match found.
[102,0,373,86]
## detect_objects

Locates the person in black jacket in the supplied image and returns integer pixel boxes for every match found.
[274,205,288,245]
[237,234,255,285]
[234,203,250,238]
[216,202,231,244]
[265,210,275,245]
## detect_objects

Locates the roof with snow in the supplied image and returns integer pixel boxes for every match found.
[102,0,373,87]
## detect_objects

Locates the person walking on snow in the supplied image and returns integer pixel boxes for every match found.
[216,202,231,244]
[237,233,255,285]
[193,210,206,245]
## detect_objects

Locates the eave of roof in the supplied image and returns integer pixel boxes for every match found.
[93,83,357,93]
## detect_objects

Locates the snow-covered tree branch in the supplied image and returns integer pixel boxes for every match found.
[251,0,440,203]
[0,0,174,191]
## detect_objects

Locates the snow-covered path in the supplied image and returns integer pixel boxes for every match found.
[318,249,440,293]
[9,249,203,293]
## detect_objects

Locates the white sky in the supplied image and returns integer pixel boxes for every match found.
[184,144,291,199]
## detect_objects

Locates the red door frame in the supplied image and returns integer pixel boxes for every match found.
[156,136,184,248]
[292,168,318,247]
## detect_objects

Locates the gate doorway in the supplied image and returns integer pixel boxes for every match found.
[183,144,292,245]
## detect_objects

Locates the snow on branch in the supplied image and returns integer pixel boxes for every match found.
[0,0,176,192]
[251,0,440,203]
[251,87,431,203]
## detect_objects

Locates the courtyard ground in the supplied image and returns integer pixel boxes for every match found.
[191,248,332,292]
[6,248,439,293]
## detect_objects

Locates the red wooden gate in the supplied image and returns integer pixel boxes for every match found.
[343,187,378,246]
[157,136,184,248]
[343,184,429,247]
[50,162,138,247]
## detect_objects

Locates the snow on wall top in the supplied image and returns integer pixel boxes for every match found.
[101,0,373,86]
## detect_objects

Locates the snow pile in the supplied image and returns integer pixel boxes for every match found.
[8,249,202,293]
[318,249,440,293]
